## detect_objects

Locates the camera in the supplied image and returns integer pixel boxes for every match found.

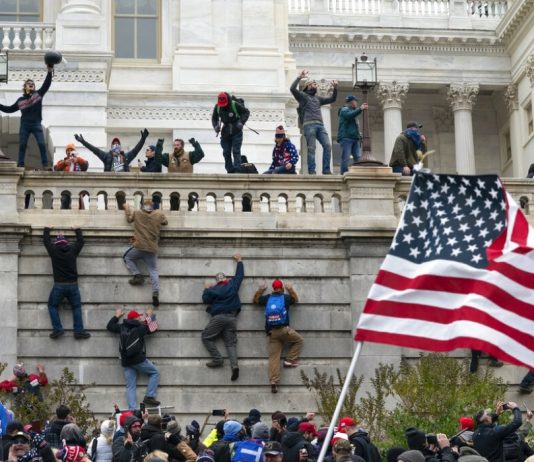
[212,409,226,416]
[140,402,146,413]
[503,403,511,410]
[426,434,438,446]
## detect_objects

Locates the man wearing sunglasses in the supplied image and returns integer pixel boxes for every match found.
[0,63,54,169]
[7,432,55,462]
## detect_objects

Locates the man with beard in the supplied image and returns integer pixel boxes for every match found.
[290,69,337,175]
[162,138,204,173]
[117,416,144,462]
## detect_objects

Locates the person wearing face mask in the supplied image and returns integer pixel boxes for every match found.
[74,130,149,172]
[290,69,337,175]
[0,62,54,169]
[264,126,299,175]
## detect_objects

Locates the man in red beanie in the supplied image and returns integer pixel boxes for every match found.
[253,278,302,393]
[211,92,250,173]
[107,308,160,410]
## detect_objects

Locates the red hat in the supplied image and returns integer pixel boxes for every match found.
[338,417,357,431]
[298,422,319,437]
[459,416,474,431]
[217,92,229,108]
[111,137,121,145]
[331,432,349,446]
[275,125,285,135]
[119,411,134,428]
[272,279,284,290]
[127,310,141,320]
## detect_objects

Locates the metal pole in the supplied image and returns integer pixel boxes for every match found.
[316,341,364,462]
[360,86,372,160]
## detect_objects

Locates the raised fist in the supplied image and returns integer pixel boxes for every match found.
[74,134,84,143]
[141,128,149,138]
[189,137,196,145]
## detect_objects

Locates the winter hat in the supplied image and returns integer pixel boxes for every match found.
[298,422,319,437]
[275,126,285,136]
[406,122,423,129]
[223,420,242,437]
[186,420,200,435]
[248,408,261,425]
[217,92,229,108]
[387,447,407,462]
[60,446,86,462]
[333,438,352,454]
[263,442,283,455]
[166,420,181,435]
[459,416,475,431]
[338,417,357,431]
[405,427,426,450]
[331,431,349,446]
[398,450,425,462]
[345,95,358,103]
[287,417,300,432]
[111,137,121,146]
[458,447,489,462]
[124,415,142,431]
[215,272,226,283]
[12,431,31,443]
[272,279,284,290]
[100,420,116,438]
[304,79,316,89]
[147,145,156,152]
[60,424,86,447]
[271,412,286,427]
[119,411,134,428]
[13,363,26,378]
[127,310,141,320]
[55,234,68,245]
[251,422,270,440]
[65,143,76,152]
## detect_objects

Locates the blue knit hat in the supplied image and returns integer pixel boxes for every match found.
[223,420,242,437]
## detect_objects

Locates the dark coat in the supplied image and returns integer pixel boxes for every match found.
[106,317,151,367]
[281,431,317,462]
[141,139,164,173]
[43,228,84,283]
[202,262,244,316]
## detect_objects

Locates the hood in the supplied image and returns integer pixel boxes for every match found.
[350,430,370,443]
[282,431,305,449]
[140,424,163,440]
[123,319,142,329]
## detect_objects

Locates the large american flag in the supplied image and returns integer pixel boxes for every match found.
[355,172,534,369]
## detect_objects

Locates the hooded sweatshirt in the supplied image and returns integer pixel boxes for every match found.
[43,228,84,283]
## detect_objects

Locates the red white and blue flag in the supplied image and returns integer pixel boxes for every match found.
[141,314,158,333]
[355,172,534,369]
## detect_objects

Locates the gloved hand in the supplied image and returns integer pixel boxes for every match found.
[74,134,84,143]
[214,123,221,134]
[188,137,196,145]
[141,128,149,138]
[236,121,243,130]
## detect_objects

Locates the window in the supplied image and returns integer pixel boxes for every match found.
[527,102,533,136]
[114,0,159,60]
[0,0,41,22]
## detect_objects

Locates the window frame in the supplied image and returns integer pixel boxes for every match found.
[0,0,42,22]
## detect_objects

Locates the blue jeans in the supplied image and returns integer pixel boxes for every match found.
[392,165,413,176]
[220,131,243,173]
[264,166,296,174]
[123,247,160,292]
[123,359,160,410]
[47,283,85,333]
[18,120,48,167]
[303,123,331,174]
[339,138,360,174]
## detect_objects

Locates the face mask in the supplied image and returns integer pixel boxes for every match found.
[111,143,121,153]
[305,88,317,96]
[142,204,153,212]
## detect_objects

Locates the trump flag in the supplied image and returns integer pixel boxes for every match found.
[355,172,534,369]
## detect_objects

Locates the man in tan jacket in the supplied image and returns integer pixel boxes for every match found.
[123,199,168,307]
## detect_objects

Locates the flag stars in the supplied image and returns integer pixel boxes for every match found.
[471,254,483,264]
[474,187,482,197]
[447,236,458,247]
[421,200,429,209]
[466,197,475,207]
[470,208,481,218]
[464,234,474,243]
[405,202,416,212]
[479,229,489,238]
[403,233,414,244]
[475,218,485,227]
[459,185,467,195]
[467,244,478,252]
[459,223,469,233]
[489,189,499,199]
[489,210,499,220]
[412,216,423,227]
[409,247,421,258]
[477,178,486,189]
[441,184,451,194]
[443,226,453,235]
[451,248,461,257]
[419,229,428,240]
[484,199,493,209]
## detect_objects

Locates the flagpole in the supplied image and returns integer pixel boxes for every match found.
[316,341,364,462]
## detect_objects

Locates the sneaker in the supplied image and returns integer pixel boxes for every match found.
[519,385,532,394]
[231,368,239,381]
[283,360,299,368]
[271,383,278,394]
[143,396,160,407]
[488,359,503,368]
[152,291,160,308]
[74,331,91,339]
[206,360,224,368]
[128,274,145,286]
[49,330,64,339]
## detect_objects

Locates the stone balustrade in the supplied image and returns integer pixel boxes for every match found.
[0,23,55,50]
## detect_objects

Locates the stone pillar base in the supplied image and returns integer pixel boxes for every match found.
[347,165,393,175]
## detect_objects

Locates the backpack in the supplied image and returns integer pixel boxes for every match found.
[232,440,263,462]
[119,325,144,359]
[352,436,382,462]
[503,433,522,462]
[265,294,288,327]
[217,96,245,119]
[211,440,234,462]
[89,437,98,462]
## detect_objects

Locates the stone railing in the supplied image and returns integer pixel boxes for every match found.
[0,22,55,50]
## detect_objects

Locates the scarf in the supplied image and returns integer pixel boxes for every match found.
[402,128,422,150]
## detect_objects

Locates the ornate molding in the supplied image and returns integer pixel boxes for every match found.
[503,83,519,112]
[59,0,101,14]
[446,83,479,111]
[432,106,454,132]
[375,81,409,109]
[525,55,534,87]
[9,69,105,83]
[317,78,335,97]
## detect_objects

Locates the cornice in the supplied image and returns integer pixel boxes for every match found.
[496,0,534,44]
[8,69,106,83]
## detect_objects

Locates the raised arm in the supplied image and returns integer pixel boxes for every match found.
[43,227,52,252]
[0,100,21,114]
[124,129,149,164]
[37,68,53,97]
[72,228,84,255]
[188,138,205,164]
[74,134,108,163]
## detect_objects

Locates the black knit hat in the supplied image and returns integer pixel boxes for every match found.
[405,427,426,450]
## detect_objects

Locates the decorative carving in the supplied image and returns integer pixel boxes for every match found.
[446,83,479,111]
[375,81,409,109]
[432,106,454,132]
[525,55,534,87]
[503,84,519,112]
[9,69,105,83]
[317,78,335,97]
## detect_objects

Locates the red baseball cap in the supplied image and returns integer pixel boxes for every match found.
[338,417,357,431]
[298,422,319,437]
[272,279,284,290]
[459,416,474,431]
[217,92,229,108]
[119,411,134,428]
[127,310,141,320]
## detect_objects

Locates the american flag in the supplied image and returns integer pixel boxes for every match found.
[355,172,534,369]
[141,314,158,333]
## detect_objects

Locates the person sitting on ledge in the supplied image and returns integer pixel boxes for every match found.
[264,126,299,175]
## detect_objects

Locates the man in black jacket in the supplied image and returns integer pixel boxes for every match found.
[43,227,90,339]
[44,405,73,448]
[74,130,149,172]
[107,309,160,410]
[211,92,250,173]
[473,401,523,462]
[117,416,143,462]
[282,422,318,462]
[139,140,163,173]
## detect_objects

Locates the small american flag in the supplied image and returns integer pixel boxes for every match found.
[355,172,534,369]
[141,314,158,333]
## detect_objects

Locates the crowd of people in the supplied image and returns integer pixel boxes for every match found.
[1,399,533,462]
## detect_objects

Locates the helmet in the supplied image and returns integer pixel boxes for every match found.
[44,50,63,66]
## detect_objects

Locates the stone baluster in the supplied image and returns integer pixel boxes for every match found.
[216,195,225,212]
[234,196,243,213]
[503,84,523,177]
[306,195,315,213]
[196,194,206,212]
[52,194,62,210]
[34,26,43,50]
[2,27,10,50]
[446,83,479,175]
[71,192,80,210]
[12,27,22,50]
[34,192,43,209]
[376,81,409,164]
[161,195,171,211]
[23,28,32,50]
[44,27,54,49]
[286,194,296,213]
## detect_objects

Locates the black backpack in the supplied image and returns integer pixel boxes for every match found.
[503,433,522,462]
[89,437,98,461]
[352,436,382,462]
[211,440,233,462]
[119,325,144,359]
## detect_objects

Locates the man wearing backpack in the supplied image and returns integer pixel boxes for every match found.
[253,279,302,394]
[106,308,160,410]
[338,417,381,462]
[211,92,250,173]
[290,69,337,175]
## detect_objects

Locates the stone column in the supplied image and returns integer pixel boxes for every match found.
[318,79,335,174]
[504,84,523,177]
[376,81,409,164]
[446,83,479,175]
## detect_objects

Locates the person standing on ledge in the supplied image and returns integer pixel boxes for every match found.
[201,254,244,381]
[162,137,205,173]
[337,95,368,174]
[0,62,54,169]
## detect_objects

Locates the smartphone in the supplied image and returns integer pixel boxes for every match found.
[212,409,226,416]
[502,403,510,410]
[140,402,146,413]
